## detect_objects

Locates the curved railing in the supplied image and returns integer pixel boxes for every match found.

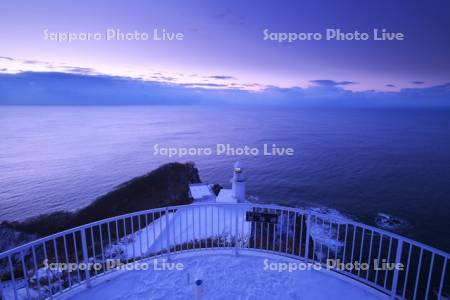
[0,203,448,299]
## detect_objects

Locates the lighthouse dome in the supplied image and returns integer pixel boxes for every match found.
[234,161,243,173]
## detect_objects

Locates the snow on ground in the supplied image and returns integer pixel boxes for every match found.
[375,213,411,232]
[308,207,351,224]
[308,207,351,261]
[60,250,388,300]
[106,205,251,259]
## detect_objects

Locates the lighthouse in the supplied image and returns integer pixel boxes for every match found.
[231,161,246,202]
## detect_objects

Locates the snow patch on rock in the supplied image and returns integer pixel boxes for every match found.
[375,213,410,232]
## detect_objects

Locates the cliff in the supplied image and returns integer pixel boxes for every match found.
[0,162,201,251]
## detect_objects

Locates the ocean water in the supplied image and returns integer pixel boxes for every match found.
[0,106,449,251]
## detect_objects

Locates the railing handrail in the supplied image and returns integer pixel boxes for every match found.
[1,202,449,300]
[1,202,448,259]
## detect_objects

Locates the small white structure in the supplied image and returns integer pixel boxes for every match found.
[216,189,235,203]
[217,161,247,203]
[189,183,215,202]
[231,161,246,202]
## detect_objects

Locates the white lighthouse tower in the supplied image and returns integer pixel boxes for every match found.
[231,161,246,202]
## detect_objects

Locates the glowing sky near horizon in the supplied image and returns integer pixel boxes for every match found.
[0,0,449,91]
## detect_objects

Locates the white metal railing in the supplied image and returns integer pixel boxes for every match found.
[0,203,448,300]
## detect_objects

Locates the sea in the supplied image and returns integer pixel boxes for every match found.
[0,106,449,251]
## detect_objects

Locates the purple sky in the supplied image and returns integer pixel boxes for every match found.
[0,0,449,105]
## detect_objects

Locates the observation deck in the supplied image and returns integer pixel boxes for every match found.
[0,203,448,300]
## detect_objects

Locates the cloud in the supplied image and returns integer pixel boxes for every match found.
[181,82,230,88]
[0,72,200,105]
[401,82,450,95]
[412,81,425,85]
[386,84,396,87]
[0,56,14,61]
[1,56,106,76]
[212,12,227,19]
[23,60,41,64]
[207,75,236,80]
[211,9,232,19]
[242,83,262,87]
[62,66,99,75]
[0,72,449,107]
[211,9,246,26]
[310,80,357,87]
[149,75,176,81]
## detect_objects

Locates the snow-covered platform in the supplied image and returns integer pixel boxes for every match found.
[59,250,388,300]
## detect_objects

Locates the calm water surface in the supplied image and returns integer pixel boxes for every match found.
[0,106,449,251]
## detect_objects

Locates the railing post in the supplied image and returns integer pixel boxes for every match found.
[165,207,171,260]
[81,229,91,288]
[234,207,239,255]
[390,239,403,299]
[8,256,17,300]
[305,214,311,262]
[0,278,4,300]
